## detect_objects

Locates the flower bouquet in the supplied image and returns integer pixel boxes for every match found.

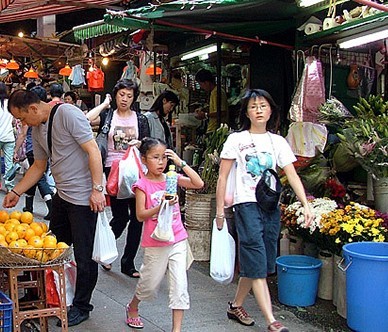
[320,202,388,255]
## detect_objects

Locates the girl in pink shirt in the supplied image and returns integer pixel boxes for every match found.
[126,137,203,331]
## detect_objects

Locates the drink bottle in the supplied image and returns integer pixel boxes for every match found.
[279,231,290,256]
[165,165,178,200]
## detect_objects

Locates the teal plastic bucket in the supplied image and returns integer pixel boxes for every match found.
[276,255,322,307]
[342,242,388,332]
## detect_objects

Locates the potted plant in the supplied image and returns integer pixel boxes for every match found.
[184,124,231,261]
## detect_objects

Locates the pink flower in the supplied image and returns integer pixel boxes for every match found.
[359,141,376,156]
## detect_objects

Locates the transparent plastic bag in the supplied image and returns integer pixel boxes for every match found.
[151,200,174,242]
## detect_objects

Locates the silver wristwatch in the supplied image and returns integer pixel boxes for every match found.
[93,184,104,192]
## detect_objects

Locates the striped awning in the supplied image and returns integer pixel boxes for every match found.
[73,19,129,42]
[0,0,122,24]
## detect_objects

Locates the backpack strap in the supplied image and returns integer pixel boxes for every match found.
[47,104,61,155]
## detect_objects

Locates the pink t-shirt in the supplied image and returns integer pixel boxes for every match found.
[105,110,138,167]
[133,176,188,247]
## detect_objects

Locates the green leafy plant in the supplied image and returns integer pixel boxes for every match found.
[197,124,231,194]
[337,95,388,179]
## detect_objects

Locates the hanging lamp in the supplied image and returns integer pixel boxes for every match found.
[24,67,39,79]
[6,59,19,70]
[145,63,162,75]
[59,63,72,76]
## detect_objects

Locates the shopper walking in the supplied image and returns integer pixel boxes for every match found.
[215,89,313,332]
[0,82,15,192]
[3,89,106,327]
[126,137,203,331]
[144,90,179,149]
[96,79,150,277]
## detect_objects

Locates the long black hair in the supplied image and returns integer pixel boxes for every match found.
[238,89,280,133]
[139,137,167,157]
[0,82,8,109]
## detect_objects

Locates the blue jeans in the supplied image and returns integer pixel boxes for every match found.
[0,140,16,191]
[25,151,53,197]
[234,202,281,278]
[49,195,98,312]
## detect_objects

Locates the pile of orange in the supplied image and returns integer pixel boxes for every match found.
[0,210,69,263]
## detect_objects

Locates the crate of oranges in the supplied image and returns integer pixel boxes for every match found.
[0,210,72,267]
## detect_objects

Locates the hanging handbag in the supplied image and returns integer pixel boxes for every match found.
[255,168,282,211]
[95,108,114,164]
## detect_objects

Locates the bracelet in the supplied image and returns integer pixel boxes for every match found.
[11,189,21,197]
[215,214,224,219]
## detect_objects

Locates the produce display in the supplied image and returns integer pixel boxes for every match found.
[0,209,70,264]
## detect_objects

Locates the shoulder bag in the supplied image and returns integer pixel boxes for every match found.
[95,108,114,164]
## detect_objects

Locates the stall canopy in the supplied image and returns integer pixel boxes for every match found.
[0,0,122,24]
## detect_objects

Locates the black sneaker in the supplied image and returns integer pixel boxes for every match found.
[57,306,89,327]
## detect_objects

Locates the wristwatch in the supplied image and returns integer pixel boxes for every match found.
[181,160,188,168]
[93,184,104,192]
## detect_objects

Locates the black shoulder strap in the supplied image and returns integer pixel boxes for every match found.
[101,108,113,134]
[47,104,61,155]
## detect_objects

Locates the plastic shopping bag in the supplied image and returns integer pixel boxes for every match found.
[117,146,145,199]
[53,261,77,306]
[92,211,118,265]
[210,218,235,285]
[151,200,174,242]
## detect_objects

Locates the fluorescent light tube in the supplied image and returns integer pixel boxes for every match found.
[181,45,217,61]
[299,0,325,7]
[338,27,388,49]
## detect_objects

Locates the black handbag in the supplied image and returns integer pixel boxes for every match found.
[255,168,282,211]
[95,108,113,164]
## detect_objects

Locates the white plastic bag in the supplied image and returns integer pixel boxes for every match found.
[210,218,236,284]
[151,200,174,242]
[53,261,77,305]
[92,211,118,265]
[117,146,145,199]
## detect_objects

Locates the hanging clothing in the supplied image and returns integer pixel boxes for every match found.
[121,60,137,80]
[87,67,104,92]
[69,64,86,87]
[302,56,326,123]
[285,122,328,158]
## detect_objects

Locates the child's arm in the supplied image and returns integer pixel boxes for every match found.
[134,187,162,221]
[165,149,204,190]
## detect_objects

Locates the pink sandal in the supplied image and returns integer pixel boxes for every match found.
[125,304,144,329]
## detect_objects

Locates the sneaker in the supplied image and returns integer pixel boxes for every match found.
[268,320,289,332]
[227,301,255,326]
[57,306,89,327]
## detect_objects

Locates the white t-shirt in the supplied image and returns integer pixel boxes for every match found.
[220,130,296,205]
[0,100,14,142]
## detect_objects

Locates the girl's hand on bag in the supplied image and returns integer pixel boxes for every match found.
[165,149,181,166]
[162,193,179,206]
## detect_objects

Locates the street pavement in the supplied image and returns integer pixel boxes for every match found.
[0,175,321,332]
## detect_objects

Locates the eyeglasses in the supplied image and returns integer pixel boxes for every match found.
[248,104,270,112]
[147,155,168,162]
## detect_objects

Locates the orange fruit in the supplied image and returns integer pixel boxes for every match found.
[6,218,20,225]
[4,223,15,232]
[50,249,62,260]
[16,238,28,248]
[28,236,43,248]
[9,210,22,221]
[0,234,4,242]
[43,235,57,249]
[24,228,35,241]
[23,245,36,259]
[56,242,69,249]
[0,240,8,247]
[29,222,43,237]
[0,224,6,235]
[0,210,9,223]
[5,231,19,244]
[20,211,34,224]
[8,240,22,254]
[14,224,27,239]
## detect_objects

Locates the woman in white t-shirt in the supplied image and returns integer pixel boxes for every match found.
[0,82,15,192]
[215,89,313,332]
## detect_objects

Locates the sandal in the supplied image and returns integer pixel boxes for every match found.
[125,304,144,329]
[101,264,112,271]
[122,268,140,278]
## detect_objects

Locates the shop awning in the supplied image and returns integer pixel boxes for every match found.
[73,20,129,42]
[0,0,122,24]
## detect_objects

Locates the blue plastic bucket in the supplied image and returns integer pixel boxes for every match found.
[276,255,322,307]
[342,242,388,332]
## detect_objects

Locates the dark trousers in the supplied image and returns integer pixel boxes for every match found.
[104,166,143,273]
[49,195,98,312]
[109,195,143,272]
[25,151,52,197]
